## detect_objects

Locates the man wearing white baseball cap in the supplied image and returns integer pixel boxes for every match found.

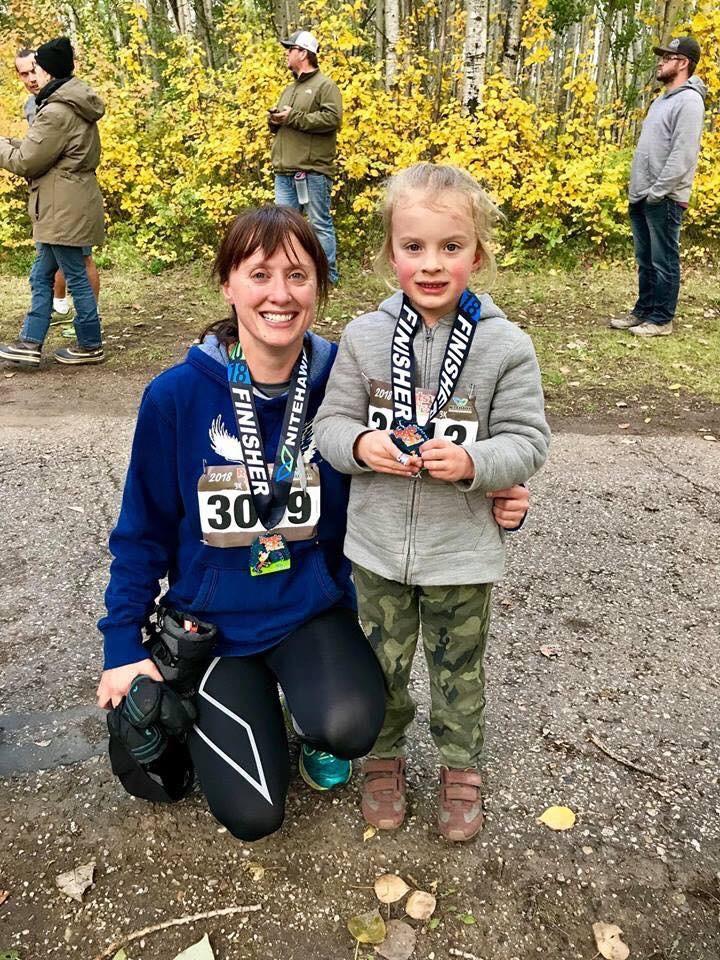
[269,30,342,283]
[611,36,706,337]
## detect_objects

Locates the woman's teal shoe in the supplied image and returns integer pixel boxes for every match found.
[299,745,352,791]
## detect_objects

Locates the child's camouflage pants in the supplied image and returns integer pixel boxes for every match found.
[353,564,492,769]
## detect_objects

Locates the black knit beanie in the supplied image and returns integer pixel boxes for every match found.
[35,37,74,79]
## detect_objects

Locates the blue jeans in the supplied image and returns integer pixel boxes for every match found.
[22,243,101,349]
[275,174,339,283]
[628,198,684,326]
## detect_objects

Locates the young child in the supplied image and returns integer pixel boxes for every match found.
[314,163,550,841]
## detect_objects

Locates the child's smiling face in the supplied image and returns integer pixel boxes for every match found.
[390,189,484,324]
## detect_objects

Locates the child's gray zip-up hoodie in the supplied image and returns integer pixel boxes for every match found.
[629,75,707,204]
[314,291,550,586]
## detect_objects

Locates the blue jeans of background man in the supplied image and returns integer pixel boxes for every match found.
[275,174,339,283]
[628,198,684,326]
[21,243,102,349]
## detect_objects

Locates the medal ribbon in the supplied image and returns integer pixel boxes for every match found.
[390,289,483,427]
[226,338,311,531]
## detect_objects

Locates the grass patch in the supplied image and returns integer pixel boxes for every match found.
[1,254,719,419]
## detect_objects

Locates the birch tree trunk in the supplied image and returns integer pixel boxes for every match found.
[385,0,400,88]
[375,0,385,68]
[462,0,488,113]
[502,0,525,81]
[660,0,683,44]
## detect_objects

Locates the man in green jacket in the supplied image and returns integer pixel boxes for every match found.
[269,31,342,283]
[0,37,105,368]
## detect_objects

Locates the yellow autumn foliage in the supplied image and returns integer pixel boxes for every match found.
[0,0,718,262]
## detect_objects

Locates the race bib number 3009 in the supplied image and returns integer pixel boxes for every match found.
[368,379,480,446]
[198,463,320,547]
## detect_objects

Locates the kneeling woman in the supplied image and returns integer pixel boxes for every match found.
[96,207,386,840]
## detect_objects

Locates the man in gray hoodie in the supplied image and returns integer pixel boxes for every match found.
[611,36,706,337]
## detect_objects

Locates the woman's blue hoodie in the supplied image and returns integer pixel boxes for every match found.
[99,331,354,669]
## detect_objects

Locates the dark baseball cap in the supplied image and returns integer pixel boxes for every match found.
[653,36,701,64]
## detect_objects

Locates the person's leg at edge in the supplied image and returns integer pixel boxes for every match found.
[305,174,339,284]
[53,270,70,315]
[274,174,301,210]
[266,604,386,790]
[351,564,420,828]
[189,655,291,842]
[52,245,102,349]
[20,242,58,345]
[629,200,655,319]
[85,255,100,302]
[644,198,683,326]
[419,581,492,840]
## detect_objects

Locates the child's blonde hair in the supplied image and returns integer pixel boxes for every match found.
[375,162,500,286]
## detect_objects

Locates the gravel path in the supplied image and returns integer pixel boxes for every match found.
[1,417,718,959]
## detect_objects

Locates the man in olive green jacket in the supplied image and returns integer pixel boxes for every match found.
[269,31,342,283]
[0,37,105,368]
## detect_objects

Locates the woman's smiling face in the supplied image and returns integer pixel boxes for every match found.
[222,243,318,355]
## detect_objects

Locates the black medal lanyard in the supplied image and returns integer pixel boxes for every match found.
[389,289,483,454]
[226,337,312,572]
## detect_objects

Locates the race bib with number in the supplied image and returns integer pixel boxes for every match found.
[198,463,320,548]
[367,379,479,446]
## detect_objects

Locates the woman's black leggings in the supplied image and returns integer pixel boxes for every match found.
[188,605,386,841]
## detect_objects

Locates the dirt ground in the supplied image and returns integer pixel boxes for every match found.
[1,358,719,959]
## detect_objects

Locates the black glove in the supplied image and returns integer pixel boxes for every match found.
[107,675,196,766]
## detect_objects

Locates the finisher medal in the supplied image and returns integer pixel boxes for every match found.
[226,339,312,576]
[390,421,429,455]
[249,532,291,577]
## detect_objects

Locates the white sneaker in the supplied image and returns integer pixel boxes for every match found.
[629,321,673,337]
[52,297,71,317]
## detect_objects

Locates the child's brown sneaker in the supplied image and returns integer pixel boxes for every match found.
[361,757,407,830]
[437,766,484,841]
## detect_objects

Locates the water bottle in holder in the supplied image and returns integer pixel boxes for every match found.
[294,171,310,206]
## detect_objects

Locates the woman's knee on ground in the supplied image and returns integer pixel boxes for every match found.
[207,795,285,842]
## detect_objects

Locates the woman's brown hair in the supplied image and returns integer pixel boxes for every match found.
[200,205,329,346]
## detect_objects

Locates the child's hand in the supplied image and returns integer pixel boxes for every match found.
[354,430,423,477]
[419,438,474,482]
[486,484,529,528]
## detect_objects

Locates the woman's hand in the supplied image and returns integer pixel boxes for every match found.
[354,431,422,477]
[487,484,529,529]
[419,438,474,482]
[96,658,164,710]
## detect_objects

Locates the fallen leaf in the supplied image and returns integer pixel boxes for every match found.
[245,862,264,882]
[405,890,436,920]
[592,921,630,959]
[539,645,561,659]
[363,825,377,841]
[374,874,410,904]
[537,806,576,831]
[56,861,95,902]
[0,890,8,906]
[375,920,416,960]
[173,933,215,959]
[348,909,387,944]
